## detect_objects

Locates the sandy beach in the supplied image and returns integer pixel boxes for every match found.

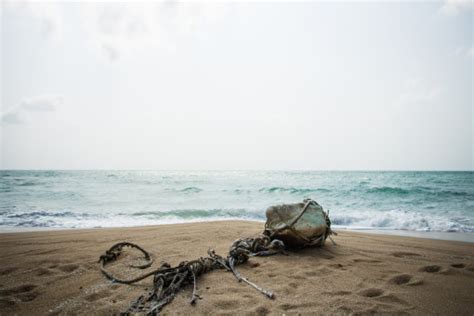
[0,221,473,315]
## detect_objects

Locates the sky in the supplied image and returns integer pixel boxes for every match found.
[0,0,472,170]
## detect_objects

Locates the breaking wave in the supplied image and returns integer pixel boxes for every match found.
[1,207,472,233]
[330,210,474,233]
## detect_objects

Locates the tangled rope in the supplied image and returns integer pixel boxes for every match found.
[98,236,285,315]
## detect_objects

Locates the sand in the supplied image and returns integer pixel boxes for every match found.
[0,221,473,315]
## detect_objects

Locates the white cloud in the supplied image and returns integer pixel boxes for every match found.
[1,95,63,125]
[21,95,63,112]
[440,0,473,16]
[3,1,63,40]
[3,1,230,60]
[81,2,230,61]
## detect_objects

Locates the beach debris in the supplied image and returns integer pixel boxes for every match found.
[264,198,336,248]
[98,198,335,315]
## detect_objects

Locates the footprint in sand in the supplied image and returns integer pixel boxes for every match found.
[388,274,424,286]
[450,263,465,269]
[0,284,40,303]
[438,263,474,275]
[359,288,384,297]
[419,265,441,273]
[35,267,54,276]
[0,284,37,296]
[58,264,80,273]
[389,274,412,285]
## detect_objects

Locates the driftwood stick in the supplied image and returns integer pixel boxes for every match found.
[189,269,201,305]
[228,257,274,299]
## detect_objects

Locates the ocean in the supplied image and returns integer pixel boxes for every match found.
[1,170,473,237]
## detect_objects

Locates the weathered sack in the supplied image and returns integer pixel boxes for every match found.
[264,199,333,248]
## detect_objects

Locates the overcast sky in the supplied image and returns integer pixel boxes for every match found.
[1,1,472,170]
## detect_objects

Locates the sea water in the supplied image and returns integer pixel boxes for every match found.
[1,170,473,237]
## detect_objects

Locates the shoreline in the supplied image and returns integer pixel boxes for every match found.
[1,220,473,243]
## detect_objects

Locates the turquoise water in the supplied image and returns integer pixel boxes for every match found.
[0,171,473,234]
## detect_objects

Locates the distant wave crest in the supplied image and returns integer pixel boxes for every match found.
[131,209,263,220]
[259,187,330,194]
[367,186,410,195]
[7,211,85,218]
[180,187,203,193]
[366,186,470,198]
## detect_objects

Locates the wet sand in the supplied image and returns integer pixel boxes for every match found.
[0,221,473,315]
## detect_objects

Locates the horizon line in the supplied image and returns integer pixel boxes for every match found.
[1,169,473,172]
